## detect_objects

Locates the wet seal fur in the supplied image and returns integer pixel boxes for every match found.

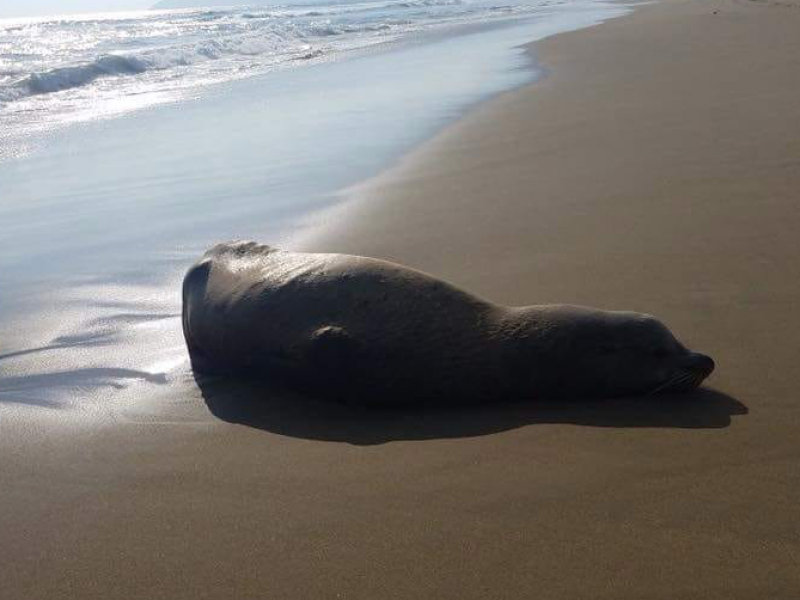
[182,241,715,403]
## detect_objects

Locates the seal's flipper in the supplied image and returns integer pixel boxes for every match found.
[307,325,360,373]
[205,240,277,261]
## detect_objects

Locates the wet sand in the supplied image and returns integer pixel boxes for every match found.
[2,0,799,597]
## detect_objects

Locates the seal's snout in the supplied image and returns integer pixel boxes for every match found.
[681,352,715,380]
[651,351,715,395]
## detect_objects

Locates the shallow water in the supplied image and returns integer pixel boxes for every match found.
[0,0,628,411]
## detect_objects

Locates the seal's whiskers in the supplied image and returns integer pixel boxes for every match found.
[650,370,694,395]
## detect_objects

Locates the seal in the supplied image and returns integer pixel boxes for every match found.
[182,241,715,402]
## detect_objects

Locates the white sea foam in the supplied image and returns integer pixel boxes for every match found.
[11,30,311,99]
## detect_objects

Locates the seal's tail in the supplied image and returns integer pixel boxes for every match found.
[205,240,277,259]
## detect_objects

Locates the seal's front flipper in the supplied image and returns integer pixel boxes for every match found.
[292,325,366,403]
[250,326,359,383]
[307,325,360,374]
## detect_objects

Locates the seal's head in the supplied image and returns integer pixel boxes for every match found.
[515,306,715,399]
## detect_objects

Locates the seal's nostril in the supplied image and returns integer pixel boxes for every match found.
[686,353,715,377]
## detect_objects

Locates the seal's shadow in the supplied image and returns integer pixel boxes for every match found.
[196,376,748,445]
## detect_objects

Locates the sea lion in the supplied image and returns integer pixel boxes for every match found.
[182,241,715,403]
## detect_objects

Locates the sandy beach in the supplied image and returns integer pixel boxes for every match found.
[2,0,800,597]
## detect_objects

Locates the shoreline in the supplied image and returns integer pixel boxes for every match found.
[3,0,800,598]
[0,0,628,410]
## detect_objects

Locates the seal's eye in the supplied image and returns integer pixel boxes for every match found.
[600,344,622,354]
[652,348,669,359]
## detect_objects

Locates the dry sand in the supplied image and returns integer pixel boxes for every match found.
[2,0,800,597]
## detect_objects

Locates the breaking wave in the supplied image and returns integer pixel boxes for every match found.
[2,25,323,102]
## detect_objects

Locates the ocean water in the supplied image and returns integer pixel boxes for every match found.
[0,0,629,413]
[4,0,571,150]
